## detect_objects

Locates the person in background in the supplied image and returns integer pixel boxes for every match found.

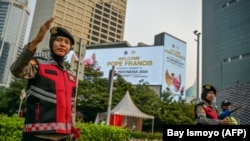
[195,84,233,125]
[11,17,79,141]
[219,100,243,125]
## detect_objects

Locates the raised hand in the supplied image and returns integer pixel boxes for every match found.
[29,17,55,51]
[236,104,243,110]
[34,17,55,43]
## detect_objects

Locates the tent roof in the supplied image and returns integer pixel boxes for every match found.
[110,91,154,119]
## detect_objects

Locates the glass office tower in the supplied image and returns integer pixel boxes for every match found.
[29,0,127,53]
[0,0,30,87]
[202,0,250,90]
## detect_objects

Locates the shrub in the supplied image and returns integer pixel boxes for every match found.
[0,115,162,141]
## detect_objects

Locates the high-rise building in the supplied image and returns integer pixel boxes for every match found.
[202,0,250,90]
[0,0,30,87]
[28,0,127,53]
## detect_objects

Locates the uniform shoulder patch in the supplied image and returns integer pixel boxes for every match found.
[195,102,206,114]
[29,59,38,65]
[198,106,206,114]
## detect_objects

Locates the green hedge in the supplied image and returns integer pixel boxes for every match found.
[0,115,162,141]
[0,115,23,141]
[76,122,130,141]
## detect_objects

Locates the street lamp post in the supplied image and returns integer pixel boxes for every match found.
[194,30,201,104]
[106,66,115,125]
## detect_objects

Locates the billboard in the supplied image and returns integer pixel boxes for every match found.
[81,46,164,85]
[162,34,186,99]
[69,33,186,98]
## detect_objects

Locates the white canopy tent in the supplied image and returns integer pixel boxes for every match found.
[96,91,154,133]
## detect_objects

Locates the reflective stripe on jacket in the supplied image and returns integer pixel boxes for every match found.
[23,58,76,135]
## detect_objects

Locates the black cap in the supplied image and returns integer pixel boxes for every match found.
[201,84,216,101]
[50,27,74,45]
[221,100,231,106]
[202,84,216,94]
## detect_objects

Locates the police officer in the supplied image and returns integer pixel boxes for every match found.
[11,17,79,141]
[195,84,233,125]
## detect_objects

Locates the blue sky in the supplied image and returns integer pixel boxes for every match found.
[26,0,201,88]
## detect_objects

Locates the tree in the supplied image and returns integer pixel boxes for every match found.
[75,66,195,128]
[0,79,27,116]
[154,89,195,125]
[76,73,133,122]
[1,66,195,130]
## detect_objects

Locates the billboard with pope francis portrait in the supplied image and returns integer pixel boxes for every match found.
[70,33,186,99]
[162,33,186,100]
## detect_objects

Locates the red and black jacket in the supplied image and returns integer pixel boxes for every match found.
[23,58,76,135]
[195,102,218,120]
